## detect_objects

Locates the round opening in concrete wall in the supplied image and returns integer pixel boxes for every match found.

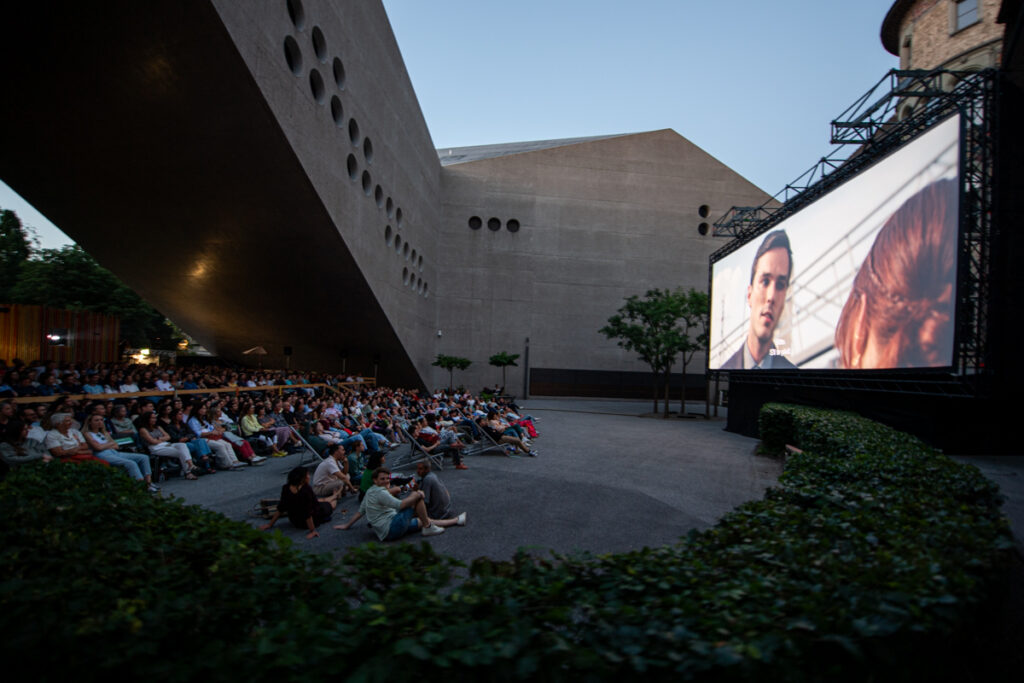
[309,68,325,103]
[394,234,402,253]
[386,197,394,217]
[361,170,372,195]
[330,95,343,126]
[286,0,305,30]
[402,267,409,285]
[332,57,346,90]
[698,204,710,218]
[423,282,428,298]
[346,154,358,180]
[363,138,374,164]
[311,26,327,63]
[348,118,361,146]
[374,185,383,207]
[284,36,302,76]
[468,216,482,230]
[698,222,709,236]
[403,242,410,259]
[395,208,403,227]
[506,219,520,233]
[410,248,416,263]
[385,224,392,243]
[487,217,501,231]
[418,255,423,271]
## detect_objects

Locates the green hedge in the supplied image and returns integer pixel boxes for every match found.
[0,405,1012,681]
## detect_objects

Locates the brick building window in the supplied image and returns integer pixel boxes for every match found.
[954,0,979,33]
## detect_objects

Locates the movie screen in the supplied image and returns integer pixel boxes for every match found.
[709,115,960,371]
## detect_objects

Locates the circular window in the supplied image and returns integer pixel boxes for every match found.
[385,224,392,243]
[283,36,302,76]
[311,26,327,62]
[487,217,501,231]
[309,68,325,103]
[363,137,374,164]
[506,219,520,233]
[286,0,305,30]
[468,216,482,230]
[330,95,344,126]
[698,204,710,218]
[402,267,409,285]
[386,197,394,217]
[374,185,383,207]
[346,154,358,180]
[394,234,402,252]
[348,118,361,146]
[361,170,372,195]
[395,208,403,227]
[332,57,346,90]
[698,222,709,236]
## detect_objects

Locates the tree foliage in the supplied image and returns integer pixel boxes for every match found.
[488,351,520,390]
[432,353,472,391]
[600,288,687,415]
[676,288,710,411]
[0,209,33,303]
[1,207,181,349]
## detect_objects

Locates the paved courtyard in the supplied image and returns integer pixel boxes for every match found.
[163,398,783,562]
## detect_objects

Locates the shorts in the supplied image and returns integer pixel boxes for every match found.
[384,507,419,541]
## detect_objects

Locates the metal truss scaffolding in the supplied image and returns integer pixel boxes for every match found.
[709,68,997,396]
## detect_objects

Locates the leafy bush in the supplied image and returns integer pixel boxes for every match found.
[0,406,1012,681]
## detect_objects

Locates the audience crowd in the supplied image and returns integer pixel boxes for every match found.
[0,357,540,540]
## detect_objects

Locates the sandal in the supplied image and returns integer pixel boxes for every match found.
[185,471,199,480]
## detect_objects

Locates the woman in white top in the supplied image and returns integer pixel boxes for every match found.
[119,373,141,393]
[187,403,243,469]
[136,411,197,479]
[82,414,159,493]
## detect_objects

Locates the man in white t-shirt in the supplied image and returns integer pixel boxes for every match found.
[335,467,464,541]
[311,443,355,497]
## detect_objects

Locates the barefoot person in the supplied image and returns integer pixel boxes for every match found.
[335,467,465,540]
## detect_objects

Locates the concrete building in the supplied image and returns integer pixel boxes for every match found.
[0,0,768,395]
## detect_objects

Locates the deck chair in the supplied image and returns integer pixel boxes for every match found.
[291,424,324,466]
[389,424,443,472]
[455,421,509,457]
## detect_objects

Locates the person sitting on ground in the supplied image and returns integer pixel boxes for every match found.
[335,466,464,540]
[311,442,357,497]
[260,466,340,540]
[82,414,160,493]
[413,460,454,521]
[43,413,109,466]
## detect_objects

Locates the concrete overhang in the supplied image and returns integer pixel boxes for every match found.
[0,1,421,384]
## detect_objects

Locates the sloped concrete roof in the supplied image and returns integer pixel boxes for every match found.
[437,133,630,166]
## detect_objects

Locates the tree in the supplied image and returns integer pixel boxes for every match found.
[431,354,472,392]
[600,288,687,416]
[488,351,519,392]
[0,209,33,303]
[10,244,182,348]
[676,288,710,414]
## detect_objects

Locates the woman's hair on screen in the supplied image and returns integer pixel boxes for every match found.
[835,177,957,369]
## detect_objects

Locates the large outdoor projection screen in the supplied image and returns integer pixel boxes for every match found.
[710,115,960,371]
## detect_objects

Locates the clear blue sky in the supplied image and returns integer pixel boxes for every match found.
[1,0,898,249]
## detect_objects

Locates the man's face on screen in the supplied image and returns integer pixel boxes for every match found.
[747,247,790,344]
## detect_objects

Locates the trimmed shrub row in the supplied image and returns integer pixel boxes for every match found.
[0,404,1012,681]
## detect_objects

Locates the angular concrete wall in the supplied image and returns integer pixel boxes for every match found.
[436,130,769,393]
